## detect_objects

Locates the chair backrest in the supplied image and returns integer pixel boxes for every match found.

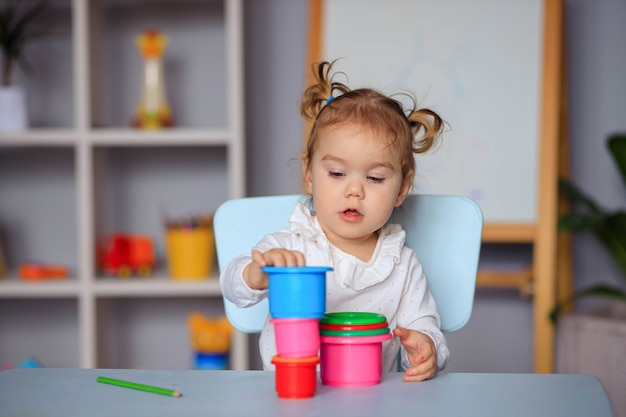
[214,194,483,333]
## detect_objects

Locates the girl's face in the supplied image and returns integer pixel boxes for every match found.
[304,123,411,255]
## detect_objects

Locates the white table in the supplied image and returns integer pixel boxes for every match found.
[0,368,615,417]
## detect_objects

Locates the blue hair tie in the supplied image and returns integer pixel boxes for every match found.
[326,95,335,104]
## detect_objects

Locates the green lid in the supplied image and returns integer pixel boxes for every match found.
[320,312,387,325]
[320,327,390,337]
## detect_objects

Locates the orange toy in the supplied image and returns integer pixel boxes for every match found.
[188,313,232,354]
[19,263,68,281]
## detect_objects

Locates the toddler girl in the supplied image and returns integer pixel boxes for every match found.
[221,60,448,382]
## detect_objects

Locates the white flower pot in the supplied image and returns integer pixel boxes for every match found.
[0,86,28,132]
[557,305,626,417]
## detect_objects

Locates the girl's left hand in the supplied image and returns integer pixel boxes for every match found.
[393,327,437,382]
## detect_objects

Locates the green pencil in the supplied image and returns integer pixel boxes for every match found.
[97,376,182,397]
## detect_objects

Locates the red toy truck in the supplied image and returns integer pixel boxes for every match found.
[98,234,156,278]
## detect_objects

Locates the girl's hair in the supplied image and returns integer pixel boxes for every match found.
[300,60,445,189]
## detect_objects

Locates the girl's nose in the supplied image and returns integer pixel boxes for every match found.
[344,180,364,199]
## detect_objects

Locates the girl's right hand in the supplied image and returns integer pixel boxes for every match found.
[242,249,306,290]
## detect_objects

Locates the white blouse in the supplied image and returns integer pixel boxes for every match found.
[220,202,450,372]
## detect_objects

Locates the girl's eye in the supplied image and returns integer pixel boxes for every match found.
[329,171,344,178]
[367,176,384,183]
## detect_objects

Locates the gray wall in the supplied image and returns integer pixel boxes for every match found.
[243,0,626,372]
[244,0,308,196]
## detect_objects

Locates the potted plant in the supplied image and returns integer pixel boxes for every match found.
[554,133,626,417]
[553,133,626,317]
[0,0,51,131]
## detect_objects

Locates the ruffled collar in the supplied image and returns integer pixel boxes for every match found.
[289,202,406,290]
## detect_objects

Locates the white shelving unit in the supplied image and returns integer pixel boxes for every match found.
[0,0,249,370]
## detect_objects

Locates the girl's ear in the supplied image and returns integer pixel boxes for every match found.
[302,156,313,194]
[394,170,413,207]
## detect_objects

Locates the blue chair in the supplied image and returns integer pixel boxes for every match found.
[214,194,483,335]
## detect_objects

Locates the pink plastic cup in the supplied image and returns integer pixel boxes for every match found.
[320,332,392,387]
[271,318,320,358]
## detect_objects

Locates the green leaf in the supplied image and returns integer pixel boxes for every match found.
[594,212,626,279]
[608,134,626,186]
[558,213,598,233]
[558,179,603,215]
[550,284,626,322]
[577,284,626,300]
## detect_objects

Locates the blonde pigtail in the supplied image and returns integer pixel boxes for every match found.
[300,60,350,122]
[407,108,445,154]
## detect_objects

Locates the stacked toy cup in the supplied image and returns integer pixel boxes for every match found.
[263,266,332,399]
[319,312,392,387]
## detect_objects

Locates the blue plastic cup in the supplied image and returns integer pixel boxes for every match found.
[263,266,332,318]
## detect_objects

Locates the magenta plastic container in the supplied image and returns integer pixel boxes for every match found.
[320,332,392,387]
[271,318,320,358]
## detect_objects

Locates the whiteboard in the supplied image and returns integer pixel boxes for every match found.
[321,0,544,223]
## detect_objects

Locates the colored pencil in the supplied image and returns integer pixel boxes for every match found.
[96,376,182,397]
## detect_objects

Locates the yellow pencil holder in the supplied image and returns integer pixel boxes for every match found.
[165,226,215,281]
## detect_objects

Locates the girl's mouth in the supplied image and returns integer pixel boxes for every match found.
[341,208,363,221]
